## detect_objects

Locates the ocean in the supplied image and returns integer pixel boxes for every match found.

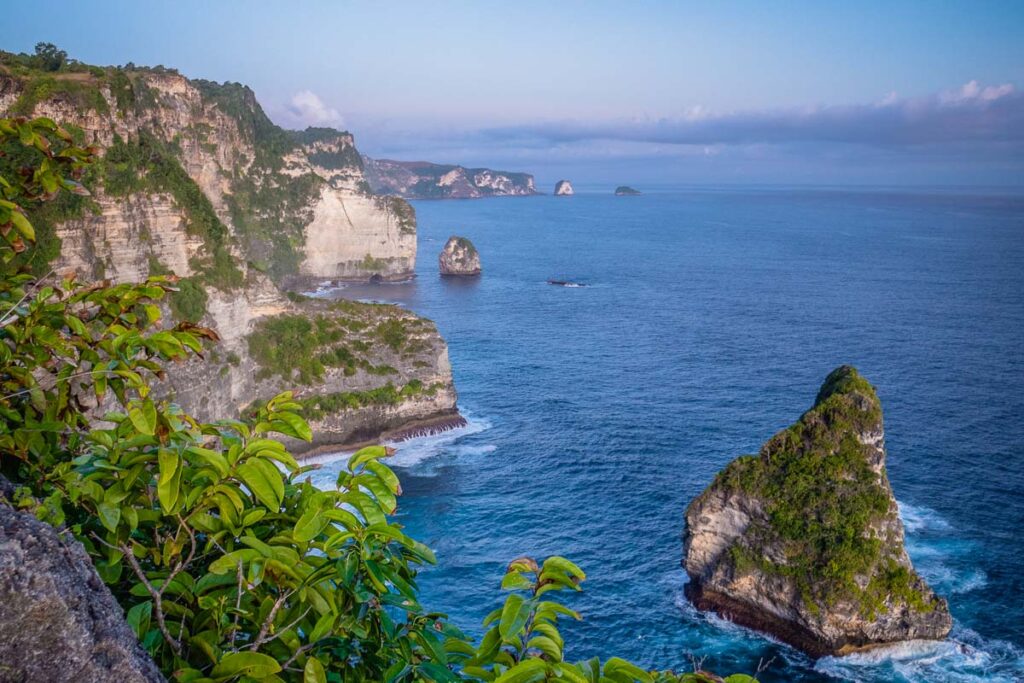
[309,188,1024,682]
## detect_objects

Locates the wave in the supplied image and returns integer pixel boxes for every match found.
[302,411,494,481]
[816,630,1024,683]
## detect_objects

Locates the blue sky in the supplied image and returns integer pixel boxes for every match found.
[5,1,1024,186]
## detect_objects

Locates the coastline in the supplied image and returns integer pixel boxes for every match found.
[294,410,468,460]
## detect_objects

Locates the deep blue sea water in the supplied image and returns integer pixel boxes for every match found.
[311,188,1024,682]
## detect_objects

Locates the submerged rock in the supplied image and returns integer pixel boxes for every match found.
[683,366,951,657]
[614,186,641,195]
[439,236,482,276]
[554,180,574,196]
[0,493,164,682]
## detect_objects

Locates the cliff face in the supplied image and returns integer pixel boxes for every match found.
[0,69,416,285]
[0,487,164,682]
[363,157,537,199]
[683,366,951,657]
[0,58,459,452]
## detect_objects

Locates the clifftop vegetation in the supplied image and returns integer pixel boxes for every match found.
[711,366,934,616]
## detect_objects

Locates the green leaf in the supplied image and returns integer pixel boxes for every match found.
[211,651,282,679]
[157,449,181,512]
[128,399,157,435]
[493,658,547,683]
[294,506,328,542]
[304,657,327,683]
[269,411,312,442]
[602,657,653,683]
[97,502,120,532]
[499,593,532,641]
[237,458,284,510]
[723,676,759,683]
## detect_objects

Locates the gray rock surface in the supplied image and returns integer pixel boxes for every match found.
[0,496,164,682]
[439,236,482,276]
[683,366,952,657]
[554,180,574,196]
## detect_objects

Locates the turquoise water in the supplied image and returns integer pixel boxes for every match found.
[310,189,1024,682]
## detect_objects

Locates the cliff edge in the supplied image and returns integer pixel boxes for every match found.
[683,366,951,657]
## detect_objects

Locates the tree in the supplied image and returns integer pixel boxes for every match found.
[33,42,67,72]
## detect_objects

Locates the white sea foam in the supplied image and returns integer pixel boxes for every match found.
[898,501,953,533]
[302,411,493,477]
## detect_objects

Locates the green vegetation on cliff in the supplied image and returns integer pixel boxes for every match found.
[714,366,932,616]
[247,305,415,385]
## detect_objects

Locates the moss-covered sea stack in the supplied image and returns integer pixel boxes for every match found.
[683,366,952,657]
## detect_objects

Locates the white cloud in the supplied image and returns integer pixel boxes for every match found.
[285,90,343,127]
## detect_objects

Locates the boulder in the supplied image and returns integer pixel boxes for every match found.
[0,491,164,682]
[554,180,574,196]
[683,366,952,657]
[439,236,482,276]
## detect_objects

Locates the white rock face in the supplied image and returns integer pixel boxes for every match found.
[300,188,416,281]
[554,179,574,196]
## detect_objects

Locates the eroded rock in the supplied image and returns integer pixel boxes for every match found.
[439,236,482,276]
[683,366,952,657]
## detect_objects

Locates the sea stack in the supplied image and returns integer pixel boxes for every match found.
[615,186,641,195]
[683,366,951,657]
[554,180,574,196]
[439,236,482,276]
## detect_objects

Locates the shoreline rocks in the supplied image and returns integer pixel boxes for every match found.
[554,180,574,196]
[439,236,482,276]
[683,366,952,657]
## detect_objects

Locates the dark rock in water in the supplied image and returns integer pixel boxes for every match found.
[0,492,164,682]
[614,186,641,195]
[683,366,952,658]
[547,279,587,287]
[554,180,574,196]
[439,236,482,276]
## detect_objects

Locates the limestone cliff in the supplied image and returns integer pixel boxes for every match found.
[0,53,459,452]
[554,180,574,196]
[363,157,538,199]
[0,65,416,285]
[683,366,951,657]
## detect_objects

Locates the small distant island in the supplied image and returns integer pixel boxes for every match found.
[554,179,574,196]
[439,236,482,276]
[615,186,641,195]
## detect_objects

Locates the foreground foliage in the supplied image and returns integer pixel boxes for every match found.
[0,115,758,682]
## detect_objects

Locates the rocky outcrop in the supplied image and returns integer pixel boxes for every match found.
[0,495,164,682]
[164,295,462,456]
[438,236,482,276]
[683,366,951,657]
[554,180,574,196]
[615,186,641,195]
[364,157,538,199]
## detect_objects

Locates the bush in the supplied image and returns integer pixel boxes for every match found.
[169,277,209,322]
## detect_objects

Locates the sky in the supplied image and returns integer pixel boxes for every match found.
[4,1,1024,187]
